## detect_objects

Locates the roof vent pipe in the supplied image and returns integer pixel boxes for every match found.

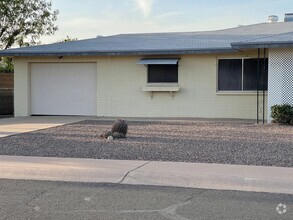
[268,15,278,23]
[284,13,293,22]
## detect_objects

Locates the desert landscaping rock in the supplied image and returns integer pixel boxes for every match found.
[0,120,292,167]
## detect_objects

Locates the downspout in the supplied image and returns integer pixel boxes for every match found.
[263,48,267,124]
[257,48,260,124]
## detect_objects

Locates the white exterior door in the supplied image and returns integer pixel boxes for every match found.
[31,63,97,116]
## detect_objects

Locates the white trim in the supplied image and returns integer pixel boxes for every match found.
[217,91,268,96]
[137,58,180,65]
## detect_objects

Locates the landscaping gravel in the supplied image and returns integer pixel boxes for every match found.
[0,120,292,167]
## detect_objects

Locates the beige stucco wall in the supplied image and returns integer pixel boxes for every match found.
[14,59,30,116]
[13,53,267,119]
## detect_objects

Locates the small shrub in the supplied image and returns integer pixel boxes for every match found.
[271,104,293,125]
[111,119,128,136]
[99,119,128,139]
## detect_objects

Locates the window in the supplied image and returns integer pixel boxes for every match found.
[243,59,268,91]
[148,65,178,83]
[218,59,242,91]
[218,58,268,91]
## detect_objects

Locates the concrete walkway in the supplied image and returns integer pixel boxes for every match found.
[1,155,293,195]
[0,116,91,138]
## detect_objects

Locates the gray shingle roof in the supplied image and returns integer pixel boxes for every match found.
[231,31,293,49]
[0,22,293,56]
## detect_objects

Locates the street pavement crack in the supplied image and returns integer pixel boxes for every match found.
[159,189,206,220]
[26,182,65,210]
[41,209,159,214]
[1,182,65,220]
[159,200,192,220]
[38,201,189,218]
[118,161,151,184]
[29,187,206,220]
[82,184,109,202]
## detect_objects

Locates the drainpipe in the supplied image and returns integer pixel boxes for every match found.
[263,48,267,124]
[257,49,260,124]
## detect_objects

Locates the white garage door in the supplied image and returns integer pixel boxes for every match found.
[31,63,97,116]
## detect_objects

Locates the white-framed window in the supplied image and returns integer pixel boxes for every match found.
[217,58,268,91]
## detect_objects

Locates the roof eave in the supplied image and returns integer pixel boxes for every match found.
[0,48,237,57]
[231,42,293,49]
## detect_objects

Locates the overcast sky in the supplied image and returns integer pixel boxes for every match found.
[41,0,293,43]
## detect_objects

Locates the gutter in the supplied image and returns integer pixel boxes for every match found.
[0,48,236,57]
[231,41,293,49]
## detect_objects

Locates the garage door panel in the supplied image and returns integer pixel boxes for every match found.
[31,63,97,116]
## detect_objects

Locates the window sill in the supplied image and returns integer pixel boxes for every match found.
[143,83,180,92]
[216,91,268,95]
[143,83,180,98]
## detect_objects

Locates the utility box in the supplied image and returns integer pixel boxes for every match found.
[284,13,293,22]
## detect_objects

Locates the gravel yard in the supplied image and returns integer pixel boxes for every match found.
[0,120,292,167]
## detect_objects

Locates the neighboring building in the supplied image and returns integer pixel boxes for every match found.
[0,15,292,122]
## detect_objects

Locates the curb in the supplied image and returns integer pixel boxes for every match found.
[122,161,293,194]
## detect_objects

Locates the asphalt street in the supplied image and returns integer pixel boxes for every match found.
[0,179,292,220]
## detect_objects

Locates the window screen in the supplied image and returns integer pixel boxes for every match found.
[243,59,268,91]
[148,65,178,83]
[218,58,268,91]
[218,59,242,91]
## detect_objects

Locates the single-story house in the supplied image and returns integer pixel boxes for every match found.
[0,15,292,122]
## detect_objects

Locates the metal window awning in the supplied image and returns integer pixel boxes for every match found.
[137,58,180,65]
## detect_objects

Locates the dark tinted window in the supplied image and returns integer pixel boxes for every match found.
[148,65,178,83]
[218,59,242,91]
[218,58,268,91]
[243,59,268,91]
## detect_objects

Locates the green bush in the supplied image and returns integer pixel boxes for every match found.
[271,104,293,125]
[0,57,14,73]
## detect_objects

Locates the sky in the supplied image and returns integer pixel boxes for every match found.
[41,0,293,43]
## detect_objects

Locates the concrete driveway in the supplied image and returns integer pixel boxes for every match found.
[0,116,92,138]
